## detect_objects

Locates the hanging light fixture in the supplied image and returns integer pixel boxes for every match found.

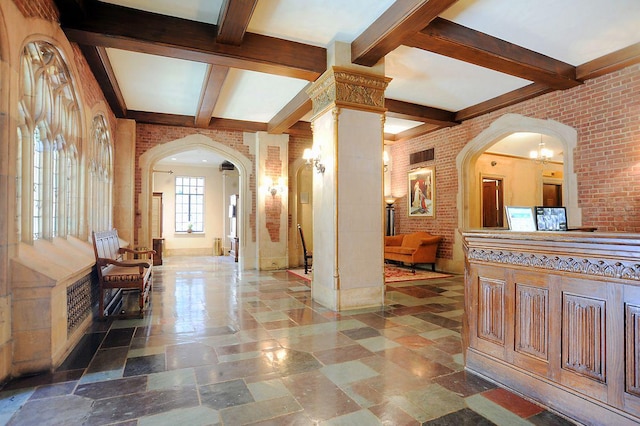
[529,134,553,164]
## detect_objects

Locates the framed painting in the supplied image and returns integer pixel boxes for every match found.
[408,166,435,217]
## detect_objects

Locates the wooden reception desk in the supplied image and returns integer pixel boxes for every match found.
[462,230,640,425]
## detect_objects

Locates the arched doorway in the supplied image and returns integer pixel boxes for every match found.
[288,159,313,268]
[451,114,580,270]
[139,134,253,269]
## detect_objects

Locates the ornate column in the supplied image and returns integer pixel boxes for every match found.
[306,64,391,311]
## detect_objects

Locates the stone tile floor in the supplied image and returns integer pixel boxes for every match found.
[0,256,577,425]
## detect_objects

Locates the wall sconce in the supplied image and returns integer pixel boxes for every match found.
[303,147,325,173]
[383,151,390,172]
[265,176,285,196]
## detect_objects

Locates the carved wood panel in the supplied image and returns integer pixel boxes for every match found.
[562,293,606,382]
[626,304,640,397]
[478,278,505,345]
[515,284,548,360]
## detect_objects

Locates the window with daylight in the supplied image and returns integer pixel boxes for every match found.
[18,41,81,242]
[88,115,113,233]
[175,176,204,232]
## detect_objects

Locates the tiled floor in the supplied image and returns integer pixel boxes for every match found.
[0,256,576,425]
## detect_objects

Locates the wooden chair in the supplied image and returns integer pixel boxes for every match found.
[297,224,312,274]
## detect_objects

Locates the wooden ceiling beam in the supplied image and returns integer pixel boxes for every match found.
[390,122,441,142]
[351,0,458,67]
[127,111,197,128]
[208,118,268,132]
[78,45,127,117]
[216,0,258,45]
[407,18,580,90]
[268,84,312,134]
[352,0,459,67]
[53,0,90,24]
[127,111,268,133]
[455,83,553,121]
[385,98,458,127]
[62,1,326,81]
[195,65,229,128]
[284,121,313,137]
[577,42,640,80]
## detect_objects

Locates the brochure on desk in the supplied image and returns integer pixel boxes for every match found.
[505,206,568,232]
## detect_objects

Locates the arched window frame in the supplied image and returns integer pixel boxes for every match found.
[18,41,81,243]
[88,114,113,233]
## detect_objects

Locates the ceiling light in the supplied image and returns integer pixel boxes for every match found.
[530,134,553,164]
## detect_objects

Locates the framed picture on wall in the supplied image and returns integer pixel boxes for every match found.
[408,166,435,217]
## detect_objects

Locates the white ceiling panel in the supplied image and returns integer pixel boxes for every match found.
[488,132,564,162]
[106,48,207,116]
[385,46,532,112]
[156,149,226,167]
[249,0,395,47]
[99,0,223,24]
[384,117,424,135]
[212,69,309,122]
[441,0,640,65]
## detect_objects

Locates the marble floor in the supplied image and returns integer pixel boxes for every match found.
[0,256,576,425]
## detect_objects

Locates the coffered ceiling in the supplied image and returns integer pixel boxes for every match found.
[54,0,640,145]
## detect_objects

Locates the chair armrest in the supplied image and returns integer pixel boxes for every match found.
[97,257,148,273]
[119,247,157,256]
[417,236,442,246]
[385,235,404,246]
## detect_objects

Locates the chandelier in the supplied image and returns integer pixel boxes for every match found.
[529,134,553,164]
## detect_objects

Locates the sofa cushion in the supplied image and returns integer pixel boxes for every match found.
[385,246,415,255]
[402,232,432,249]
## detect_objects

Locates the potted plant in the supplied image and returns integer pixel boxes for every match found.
[187,223,193,233]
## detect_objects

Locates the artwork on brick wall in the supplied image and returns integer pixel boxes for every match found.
[408,166,435,217]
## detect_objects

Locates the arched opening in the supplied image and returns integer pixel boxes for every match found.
[452,114,580,270]
[139,134,253,269]
[288,159,313,268]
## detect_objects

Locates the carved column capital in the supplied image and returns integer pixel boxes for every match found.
[306,67,391,118]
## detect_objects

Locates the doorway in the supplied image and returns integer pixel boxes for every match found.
[543,183,562,206]
[482,177,504,228]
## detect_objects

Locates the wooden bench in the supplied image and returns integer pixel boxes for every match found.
[92,229,155,318]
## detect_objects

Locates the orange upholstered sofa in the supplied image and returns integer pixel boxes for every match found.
[384,232,442,271]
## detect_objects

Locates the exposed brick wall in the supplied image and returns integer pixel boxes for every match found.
[391,64,640,260]
[265,146,282,242]
[13,0,59,20]
[135,124,256,244]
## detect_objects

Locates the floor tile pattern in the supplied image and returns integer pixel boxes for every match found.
[0,256,577,425]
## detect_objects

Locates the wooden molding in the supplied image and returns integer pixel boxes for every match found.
[195,65,229,128]
[385,98,458,127]
[455,83,553,122]
[409,18,580,90]
[351,0,458,67]
[216,0,258,45]
[577,42,640,80]
[79,45,126,117]
[268,84,312,134]
[62,1,326,81]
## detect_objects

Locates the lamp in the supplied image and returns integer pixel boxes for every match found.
[265,176,285,196]
[383,151,390,172]
[529,134,553,164]
[303,147,325,173]
[384,196,396,236]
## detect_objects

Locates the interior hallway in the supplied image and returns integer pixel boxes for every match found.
[0,256,574,425]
